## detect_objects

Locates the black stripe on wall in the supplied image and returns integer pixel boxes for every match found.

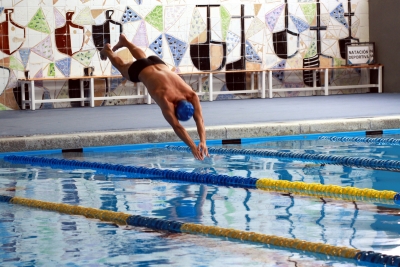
[366,130,384,136]
[62,148,84,153]
[222,139,242,145]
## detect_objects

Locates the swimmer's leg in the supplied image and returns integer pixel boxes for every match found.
[100,43,131,80]
[112,34,146,60]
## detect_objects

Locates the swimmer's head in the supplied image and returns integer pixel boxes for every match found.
[176,100,194,121]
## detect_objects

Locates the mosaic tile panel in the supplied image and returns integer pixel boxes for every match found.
[272,59,286,82]
[33,69,43,87]
[31,35,54,61]
[27,8,50,34]
[149,34,163,58]
[7,69,17,89]
[300,3,316,25]
[55,58,71,77]
[18,48,30,69]
[165,34,187,67]
[220,6,230,41]
[290,14,309,33]
[0,0,371,109]
[164,5,186,32]
[351,19,360,37]
[226,31,240,55]
[72,50,96,66]
[121,6,141,24]
[54,7,66,28]
[330,3,348,28]
[145,5,163,32]
[132,21,148,47]
[47,63,55,77]
[189,8,206,43]
[265,4,285,32]
[73,6,95,25]
[245,41,262,63]
[9,56,24,71]
[305,41,317,58]
[246,17,265,39]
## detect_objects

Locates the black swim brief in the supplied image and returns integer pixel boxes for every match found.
[128,56,166,82]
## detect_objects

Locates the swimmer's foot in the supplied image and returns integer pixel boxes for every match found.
[112,34,129,52]
[100,43,112,61]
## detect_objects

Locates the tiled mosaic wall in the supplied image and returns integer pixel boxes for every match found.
[0,0,369,110]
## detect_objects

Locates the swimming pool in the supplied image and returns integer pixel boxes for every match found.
[2,132,400,266]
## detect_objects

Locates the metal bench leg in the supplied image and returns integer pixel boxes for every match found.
[209,73,213,102]
[324,69,329,95]
[90,78,95,107]
[268,70,273,99]
[30,80,36,111]
[261,71,266,99]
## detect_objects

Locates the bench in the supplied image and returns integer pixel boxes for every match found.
[18,64,382,110]
[18,75,151,110]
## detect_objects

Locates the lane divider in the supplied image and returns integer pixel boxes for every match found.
[166,145,400,172]
[319,136,400,146]
[4,155,400,205]
[0,194,396,266]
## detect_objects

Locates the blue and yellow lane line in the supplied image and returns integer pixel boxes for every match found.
[1,194,397,265]
[4,155,400,206]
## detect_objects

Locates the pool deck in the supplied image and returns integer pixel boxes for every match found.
[2,93,400,152]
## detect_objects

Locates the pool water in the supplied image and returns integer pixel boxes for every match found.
[2,134,400,266]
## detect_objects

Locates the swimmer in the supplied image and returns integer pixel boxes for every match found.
[100,34,209,160]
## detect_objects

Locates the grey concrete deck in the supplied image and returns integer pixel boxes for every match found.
[1,93,400,152]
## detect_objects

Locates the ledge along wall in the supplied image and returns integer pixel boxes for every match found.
[369,0,400,93]
[0,0,370,110]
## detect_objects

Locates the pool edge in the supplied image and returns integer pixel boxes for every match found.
[1,115,400,153]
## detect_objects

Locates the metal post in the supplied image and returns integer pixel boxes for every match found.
[89,78,95,107]
[209,73,213,101]
[268,70,273,99]
[324,68,329,95]
[30,80,35,111]
[261,70,266,99]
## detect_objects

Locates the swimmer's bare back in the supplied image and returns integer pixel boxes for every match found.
[138,64,196,105]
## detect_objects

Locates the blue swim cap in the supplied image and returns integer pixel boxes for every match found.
[176,100,194,121]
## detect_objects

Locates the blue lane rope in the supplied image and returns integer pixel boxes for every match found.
[319,136,400,146]
[4,155,400,206]
[3,155,258,188]
[165,145,400,172]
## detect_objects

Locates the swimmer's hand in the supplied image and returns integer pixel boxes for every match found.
[191,142,209,160]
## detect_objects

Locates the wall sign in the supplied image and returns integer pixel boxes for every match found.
[346,42,375,65]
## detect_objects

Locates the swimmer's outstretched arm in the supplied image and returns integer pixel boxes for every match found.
[191,95,209,158]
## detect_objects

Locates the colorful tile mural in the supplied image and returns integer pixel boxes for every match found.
[0,0,370,110]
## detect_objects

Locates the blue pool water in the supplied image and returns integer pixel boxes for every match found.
[2,134,400,266]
